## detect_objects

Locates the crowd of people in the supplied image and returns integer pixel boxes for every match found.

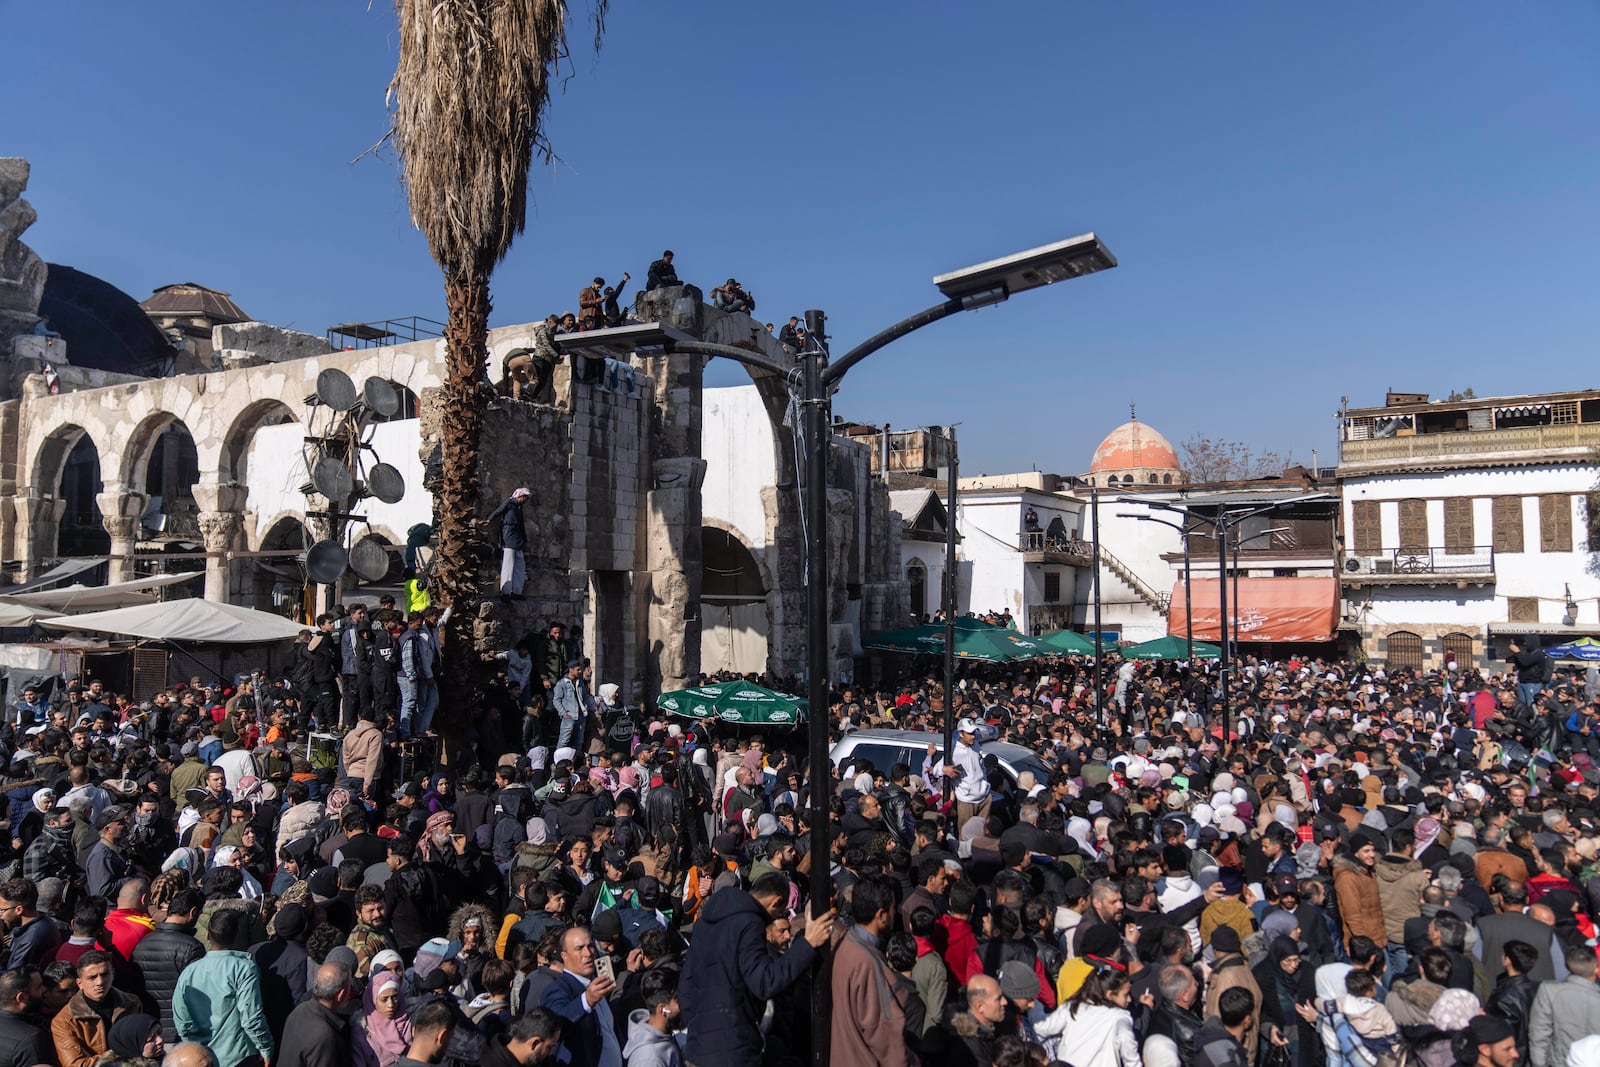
[0,622,1599,1067]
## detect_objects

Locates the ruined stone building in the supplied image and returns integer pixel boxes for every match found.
[0,158,905,700]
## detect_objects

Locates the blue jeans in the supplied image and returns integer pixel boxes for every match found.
[399,679,439,738]
[1517,681,1545,710]
[557,714,581,754]
[1384,942,1409,989]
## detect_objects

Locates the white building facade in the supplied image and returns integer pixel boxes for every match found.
[1337,389,1600,670]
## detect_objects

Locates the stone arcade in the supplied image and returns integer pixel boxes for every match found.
[0,158,905,702]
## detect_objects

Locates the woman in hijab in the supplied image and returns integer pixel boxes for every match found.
[353,970,412,1067]
[1252,936,1316,1067]
[422,771,455,815]
[100,1013,164,1067]
[208,845,264,900]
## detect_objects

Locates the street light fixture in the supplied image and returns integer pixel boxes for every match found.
[1118,510,1206,664]
[553,237,1116,1067]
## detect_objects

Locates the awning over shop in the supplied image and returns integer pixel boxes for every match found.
[1167,577,1339,643]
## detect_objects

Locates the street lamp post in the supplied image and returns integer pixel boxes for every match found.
[1230,526,1289,659]
[1091,485,1103,724]
[1120,511,1201,663]
[943,427,958,763]
[558,234,1117,1067]
[1117,495,1330,752]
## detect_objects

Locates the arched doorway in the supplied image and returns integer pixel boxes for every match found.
[701,526,768,674]
[249,517,313,620]
[906,559,927,618]
[1386,630,1423,671]
[129,416,201,542]
[34,425,109,561]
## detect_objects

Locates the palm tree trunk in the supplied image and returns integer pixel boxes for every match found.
[433,272,491,732]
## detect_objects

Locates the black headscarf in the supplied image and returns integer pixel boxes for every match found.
[106,1014,158,1060]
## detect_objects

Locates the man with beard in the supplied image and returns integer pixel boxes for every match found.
[0,878,59,969]
[0,966,51,1067]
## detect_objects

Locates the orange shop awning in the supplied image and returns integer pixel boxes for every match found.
[1167,577,1339,643]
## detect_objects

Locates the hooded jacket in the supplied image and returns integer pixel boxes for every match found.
[1373,855,1428,944]
[1330,855,1386,948]
[620,1010,681,1067]
[678,887,816,1067]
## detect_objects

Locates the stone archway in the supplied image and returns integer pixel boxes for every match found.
[122,412,201,544]
[247,515,312,618]
[21,423,108,573]
[701,522,770,675]
[219,399,298,485]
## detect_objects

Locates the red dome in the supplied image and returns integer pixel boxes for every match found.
[1089,420,1180,473]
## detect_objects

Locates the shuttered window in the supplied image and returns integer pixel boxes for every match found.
[1351,501,1381,555]
[1443,497,1474,554]
[1507,596,1539,622]
[1492,497,1524,554]
[1540,494,1572,553]
[1398,499,1428,552]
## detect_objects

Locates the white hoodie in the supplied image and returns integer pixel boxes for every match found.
[1035,1002,1139,1067]
[1157,871,1203,952]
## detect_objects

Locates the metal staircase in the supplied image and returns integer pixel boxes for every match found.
[1098,545,1169,615]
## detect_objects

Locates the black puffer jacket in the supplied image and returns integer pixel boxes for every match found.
[0,1010,53,1067]
[129,921,206,1041]
[1486,971,1538,1060]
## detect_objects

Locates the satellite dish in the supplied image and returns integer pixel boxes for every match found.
[362,378,400,418]
[309,455,354,500]
[348,537,390,582]
[305,541,349,584]
[315,369,358,411]
[366,463,406,505]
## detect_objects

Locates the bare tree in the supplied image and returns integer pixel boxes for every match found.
[1180,434,1291,483]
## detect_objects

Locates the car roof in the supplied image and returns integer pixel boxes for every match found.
[834,728,1039,764]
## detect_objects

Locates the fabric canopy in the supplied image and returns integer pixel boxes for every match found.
[6,572,199,612]
[3,557,107,594]
[1121,635,1221,660]
[1167,577,1339,643]
[0,600,62,627]
[38,598,306,644]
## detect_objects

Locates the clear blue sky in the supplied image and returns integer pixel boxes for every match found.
[8,2,1600,476]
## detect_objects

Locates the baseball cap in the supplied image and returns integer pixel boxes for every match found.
[93,805,130,832]
[1271,873,1300,899]
[956,718,979,735]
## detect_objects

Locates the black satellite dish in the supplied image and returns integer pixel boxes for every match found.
[309,455,354,500]
[305,541,349,584]
[348,536,390,582]
[365,463,405,504]
[362,378,400,418]
[315,369,358,411]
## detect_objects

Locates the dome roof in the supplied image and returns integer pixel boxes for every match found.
[1089,419,1180,473]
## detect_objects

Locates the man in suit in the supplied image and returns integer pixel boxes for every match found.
[1475,880,1559,982]
[540,925,619,1066]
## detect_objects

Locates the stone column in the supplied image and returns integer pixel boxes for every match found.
[13,487,63,578]
[96,487,148,583]
[647,457,706,696]
[193,481,247,603]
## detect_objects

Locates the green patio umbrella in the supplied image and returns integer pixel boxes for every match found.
[657,680,807,725]
[1120,635,1221,660]
[864,615,1001,655]
[952,628,1049,663]
[1034,629,1097,655]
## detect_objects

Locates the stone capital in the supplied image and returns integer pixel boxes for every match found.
[197,510,243,551]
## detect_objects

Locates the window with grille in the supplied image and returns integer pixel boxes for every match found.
[1386,631,1423,671]
[1398,499,1428,552]
[1493,497,1524,554]
[1442,632,1474,667]
[1351,501,1381,554]
[1552,400,1579,425]
[1443,497,1474,554]
[1508,596,1539,622]
[1540,494,1572,552]
[1044,572,1061,603]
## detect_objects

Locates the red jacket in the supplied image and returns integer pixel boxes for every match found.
[938,914,982,987]
[104,909,154,959]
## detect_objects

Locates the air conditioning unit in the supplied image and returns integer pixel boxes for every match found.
[1344,557,1373,575]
